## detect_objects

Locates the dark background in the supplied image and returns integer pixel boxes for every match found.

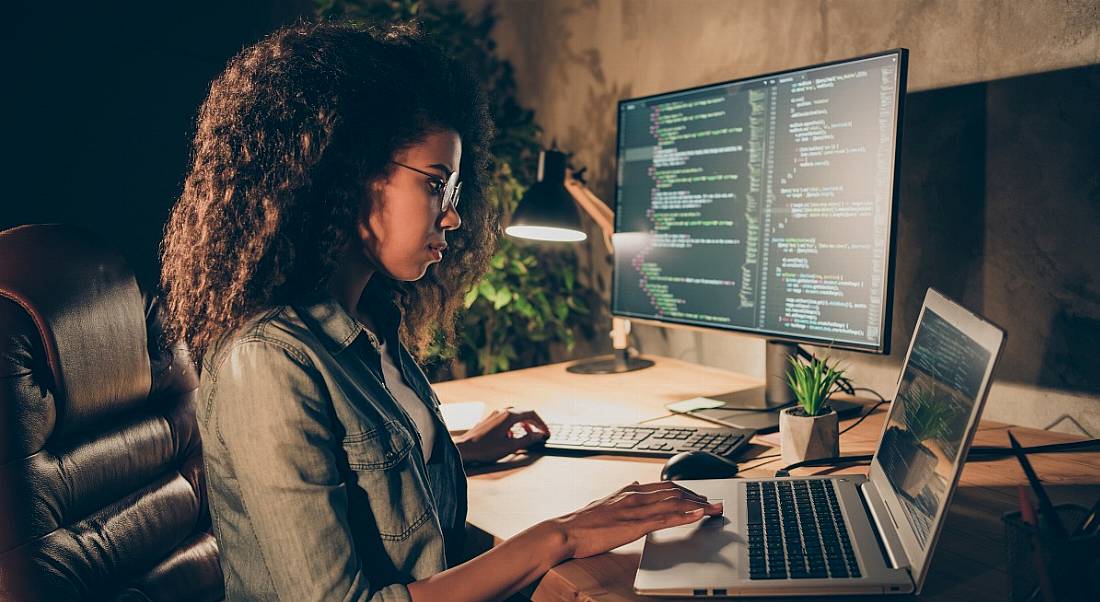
[3,1,313,286]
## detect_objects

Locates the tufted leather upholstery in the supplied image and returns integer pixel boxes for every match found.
[0,224,223,601]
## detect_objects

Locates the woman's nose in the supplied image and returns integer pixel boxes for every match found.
[440,203,461,231]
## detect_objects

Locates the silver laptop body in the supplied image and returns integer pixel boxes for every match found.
[635,289,1006,597]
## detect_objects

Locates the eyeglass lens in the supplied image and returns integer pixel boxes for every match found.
[391,161,460,213]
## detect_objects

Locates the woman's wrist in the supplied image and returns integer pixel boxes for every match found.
[454,437,487,466]
[533,517,575,566]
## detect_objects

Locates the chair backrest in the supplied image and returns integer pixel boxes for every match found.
[0,224,223,601]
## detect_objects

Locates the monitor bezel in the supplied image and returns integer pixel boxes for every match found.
[611,48,909,355]
[867,288,1006,593]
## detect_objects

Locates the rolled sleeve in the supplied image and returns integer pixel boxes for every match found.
[211,338,410,602]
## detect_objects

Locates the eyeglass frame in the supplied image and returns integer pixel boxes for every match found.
[389,160,462,214]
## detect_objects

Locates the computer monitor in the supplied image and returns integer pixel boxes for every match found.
[612,49,908,410]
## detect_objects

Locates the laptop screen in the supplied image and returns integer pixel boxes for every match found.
[875,308,992,548]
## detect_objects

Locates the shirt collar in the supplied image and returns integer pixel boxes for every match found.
[297,276,402,354]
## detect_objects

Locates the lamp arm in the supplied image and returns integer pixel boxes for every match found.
[563,171,614,255]
[562,171,637,357]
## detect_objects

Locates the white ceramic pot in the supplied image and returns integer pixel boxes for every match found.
[780,407,839,466]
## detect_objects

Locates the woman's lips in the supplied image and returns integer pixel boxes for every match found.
[428,241,447,261]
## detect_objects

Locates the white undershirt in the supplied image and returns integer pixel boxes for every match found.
[377,339,435,462]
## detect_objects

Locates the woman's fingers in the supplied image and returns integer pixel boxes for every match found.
[502,410,550,436]
[508,429,548,453]
[627,481,708,500]
[646,506,713,531]
[618,496,714,519]
[471,408,510,436]
[621,487,709,507]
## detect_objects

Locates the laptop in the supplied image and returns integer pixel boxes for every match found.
[634,288,1006,597]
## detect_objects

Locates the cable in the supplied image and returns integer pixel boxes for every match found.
[737,453,781,473]
[839,386,891,435]
[772,435,1100,477]
[634,412,676,425]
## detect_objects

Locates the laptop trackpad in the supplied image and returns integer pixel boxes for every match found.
[636,481,743,590]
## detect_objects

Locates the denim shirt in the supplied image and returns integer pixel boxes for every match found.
[197,280,468,601]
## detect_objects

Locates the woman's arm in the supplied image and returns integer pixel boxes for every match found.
[408,482,723,601]
[212,339,410,602]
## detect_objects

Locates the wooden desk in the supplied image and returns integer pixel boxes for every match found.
[433,356,1100,601]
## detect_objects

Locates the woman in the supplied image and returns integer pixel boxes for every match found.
[160,21,721,601]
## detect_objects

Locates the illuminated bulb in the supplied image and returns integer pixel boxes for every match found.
[504,225,587,242]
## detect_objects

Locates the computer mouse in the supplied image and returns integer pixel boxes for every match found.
[660,451,739,481]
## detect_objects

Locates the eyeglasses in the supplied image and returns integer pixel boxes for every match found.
[390,161,461,214]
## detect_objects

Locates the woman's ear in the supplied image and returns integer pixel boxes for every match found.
[356,179,384,244]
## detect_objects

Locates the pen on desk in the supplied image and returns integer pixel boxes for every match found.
[1071,496,1100,537]
[1008,431,1068,540]
[1017,485,1056,602]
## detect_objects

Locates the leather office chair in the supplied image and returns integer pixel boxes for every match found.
[0,224,223,600]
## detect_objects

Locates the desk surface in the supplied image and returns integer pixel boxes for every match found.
[433,356,1100,601]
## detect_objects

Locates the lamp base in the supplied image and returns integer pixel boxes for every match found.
[566,353,655,374]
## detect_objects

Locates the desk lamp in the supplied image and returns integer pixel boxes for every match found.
[505,147,654,374]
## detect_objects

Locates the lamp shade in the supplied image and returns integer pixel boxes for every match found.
[505,149,587,242]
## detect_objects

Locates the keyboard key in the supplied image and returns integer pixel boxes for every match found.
[744,479,856,582]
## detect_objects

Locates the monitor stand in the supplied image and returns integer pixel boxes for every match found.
[693,340,861,433]
[566,348,655,374]
[567,317,655,374]
[706,340,799,410]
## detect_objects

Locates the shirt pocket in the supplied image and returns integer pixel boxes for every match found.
[341,420,435,541]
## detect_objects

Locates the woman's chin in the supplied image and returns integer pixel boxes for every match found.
[399,264,433,282]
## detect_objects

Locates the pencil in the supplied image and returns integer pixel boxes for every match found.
[1008,431,1068,540]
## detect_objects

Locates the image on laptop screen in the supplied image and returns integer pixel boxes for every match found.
[876,309,992,547]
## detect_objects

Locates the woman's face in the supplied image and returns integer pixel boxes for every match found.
[360,129,463,281]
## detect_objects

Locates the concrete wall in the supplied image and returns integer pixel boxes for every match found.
[473,0,1100,435]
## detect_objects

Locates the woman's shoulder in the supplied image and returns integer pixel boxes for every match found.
[203,305,325,377]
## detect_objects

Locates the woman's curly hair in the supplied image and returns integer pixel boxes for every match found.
[160,20,497,361]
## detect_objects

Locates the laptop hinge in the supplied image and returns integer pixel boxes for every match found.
[859,480,910,571]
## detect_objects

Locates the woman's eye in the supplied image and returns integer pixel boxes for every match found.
[427,179,445,195]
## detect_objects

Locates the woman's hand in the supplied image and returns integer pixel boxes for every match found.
[406,480,722,601]
[454,407,550,465]
[550,481,724,559]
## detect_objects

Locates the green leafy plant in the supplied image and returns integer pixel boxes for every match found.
[786,355,848,417]
[901,381,956,443]
[316,0,592,378]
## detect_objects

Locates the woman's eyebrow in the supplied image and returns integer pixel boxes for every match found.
[428,163,454,177]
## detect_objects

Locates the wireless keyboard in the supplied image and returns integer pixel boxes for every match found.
[544,422,752,459]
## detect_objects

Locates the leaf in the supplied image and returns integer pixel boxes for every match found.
[493,287,512,309]
[553,297,569,321]
[478,280,495,300]
[513,296,536,318]
[463,286,479,309]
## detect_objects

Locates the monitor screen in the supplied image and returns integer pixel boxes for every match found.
[875,308,991,548]
[612,50,906,352]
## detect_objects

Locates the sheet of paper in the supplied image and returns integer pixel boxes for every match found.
[665,397,727,413]
[440,401,486,433]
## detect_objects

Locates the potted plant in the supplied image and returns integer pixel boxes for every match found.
[780,355,847,465]
[882,381,953,498]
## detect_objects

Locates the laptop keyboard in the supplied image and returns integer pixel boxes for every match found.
[746,480,862,580]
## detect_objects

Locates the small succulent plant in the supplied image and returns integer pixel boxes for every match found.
[787,355,848,417]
